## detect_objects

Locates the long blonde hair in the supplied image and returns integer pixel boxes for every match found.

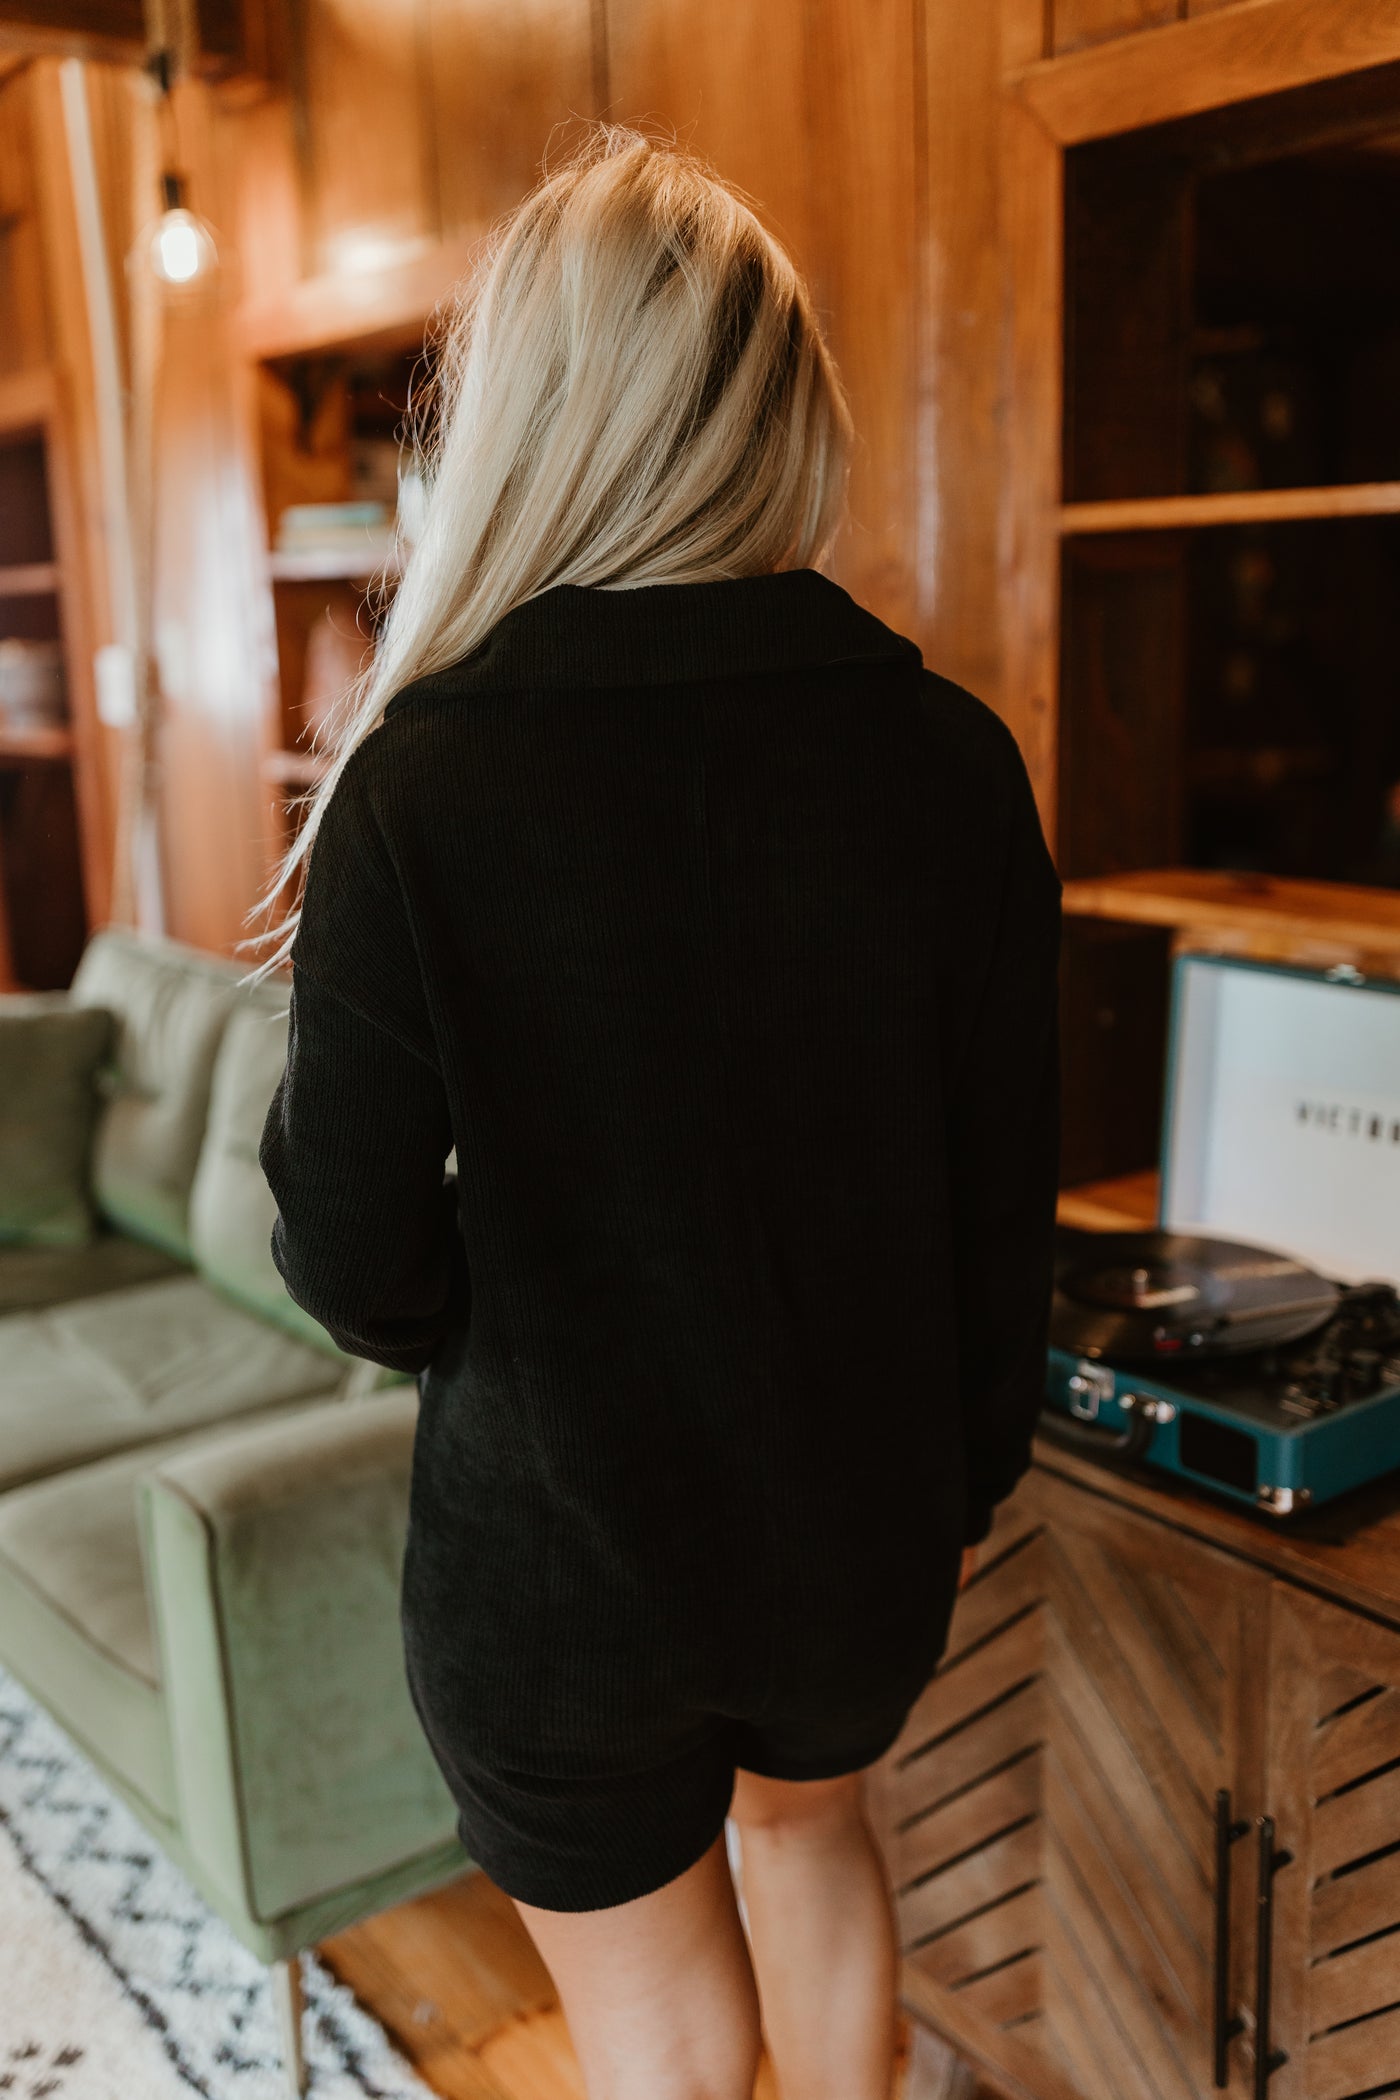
[239,125,853,986]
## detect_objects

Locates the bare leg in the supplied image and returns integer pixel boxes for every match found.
[511,1829,763,2100]
[729,1766,899,2100]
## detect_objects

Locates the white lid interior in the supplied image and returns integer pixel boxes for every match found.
[1159,955,1400,1288]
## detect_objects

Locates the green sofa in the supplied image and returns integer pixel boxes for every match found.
[0,924,472,2094]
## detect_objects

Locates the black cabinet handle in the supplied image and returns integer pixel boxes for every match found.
[1213,1788,1249,2087]
[1253,1813,1294,2098]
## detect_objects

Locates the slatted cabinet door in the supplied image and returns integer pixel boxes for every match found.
[875,1484,1064,2097]
[1262,1588,1400,2100]
[873,1474,1272,2100]
[1031,1482,1271,2100]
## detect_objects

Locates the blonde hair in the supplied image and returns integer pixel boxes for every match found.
[239,125,852,984]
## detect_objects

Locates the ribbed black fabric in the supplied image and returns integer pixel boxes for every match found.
[258,567,1062,1910]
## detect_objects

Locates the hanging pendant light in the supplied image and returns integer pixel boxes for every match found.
[147,169,217,285]
[132,45,219,292]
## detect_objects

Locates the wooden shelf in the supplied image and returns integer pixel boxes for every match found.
[1057,1168,1159,1233]
[1061,867,1400,957]
[0,723,73,763]
[1058,480,1400,535]
[0,562,59,597]
[268,543,399,583]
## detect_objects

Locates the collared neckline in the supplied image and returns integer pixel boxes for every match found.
[382,568,920,715]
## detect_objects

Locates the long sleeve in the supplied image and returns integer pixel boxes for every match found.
[259,961,467,1373]
[257,742,468,1375]
[948,721,1063,1548]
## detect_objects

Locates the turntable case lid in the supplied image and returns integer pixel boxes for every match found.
[1160,953,1400,1288]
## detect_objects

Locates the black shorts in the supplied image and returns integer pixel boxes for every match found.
[411,1696,920,1914]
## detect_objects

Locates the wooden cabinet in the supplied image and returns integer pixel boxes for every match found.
[872,1460,1400,2100]
[1265,1588,1400,2100]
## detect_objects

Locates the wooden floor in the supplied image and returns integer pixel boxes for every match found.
[319,1862,992,2100]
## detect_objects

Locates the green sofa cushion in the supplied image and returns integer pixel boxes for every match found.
[0,1226,186,1316]
[0,1412,311,1825]
[0,1269,351,1493]
[70,926,248,1262]
[189,993,366,1364]
[189,993,409,1385]
[139,1391,461,1922]
[0,1432,195,1690]
[0,994,117,1247]
[0,1428,184,1818]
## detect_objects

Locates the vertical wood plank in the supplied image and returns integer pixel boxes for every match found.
[807,0,922,642]
[298,0,439,273]
[143,75,272,953]
[919,0,1006,703]
[0,66,51,373]
[426,0,598,238]
[995,87,1060,836]
[1001,0,1051,69]
[604,0,923,642]
[222,89,304,311]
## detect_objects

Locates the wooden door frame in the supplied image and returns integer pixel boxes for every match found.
[996,0,1400,850]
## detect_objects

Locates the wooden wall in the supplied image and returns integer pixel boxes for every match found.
[213,0,1007,954]
[0,0,1325,954]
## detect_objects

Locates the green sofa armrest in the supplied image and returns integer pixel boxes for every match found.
[134,1390,466,1930]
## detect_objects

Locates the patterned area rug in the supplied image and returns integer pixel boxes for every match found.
[0,1662,440,2100]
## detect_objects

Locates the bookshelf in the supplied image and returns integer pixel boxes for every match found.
[251,330,437,881]
[0,370,106,992]
[1055,77,1400,1183]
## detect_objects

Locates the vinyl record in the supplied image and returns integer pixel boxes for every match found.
[1051,1229,1341,1362]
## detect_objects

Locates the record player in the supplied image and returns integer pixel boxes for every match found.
[1041,951,1400,1518]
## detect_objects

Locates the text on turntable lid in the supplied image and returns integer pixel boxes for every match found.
[1159,953,1400,1289]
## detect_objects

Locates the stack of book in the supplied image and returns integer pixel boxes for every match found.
[273,501,397,575]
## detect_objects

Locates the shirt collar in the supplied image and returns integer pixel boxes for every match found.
[382,569,920,712]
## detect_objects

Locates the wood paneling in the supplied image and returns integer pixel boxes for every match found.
[425,0,598,236]
[0,65,49,373]
[227,90,304,315]
[1052,0,1180,58]
[921,0,1005,702]
[997,86,1061,827]
[140,76,272,952]
[606,0,924,641]
[25,0,1400,978]
[297,0,440,270]
[1003,0,1052,69]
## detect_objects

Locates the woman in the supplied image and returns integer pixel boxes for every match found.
[250,127,1061,2100]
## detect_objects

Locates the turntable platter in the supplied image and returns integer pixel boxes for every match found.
[1051,1230,1341,1361]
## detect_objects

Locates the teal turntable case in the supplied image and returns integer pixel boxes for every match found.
[1043,952,1400,1517]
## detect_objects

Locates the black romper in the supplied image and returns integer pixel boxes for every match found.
[258,569,1062,1912]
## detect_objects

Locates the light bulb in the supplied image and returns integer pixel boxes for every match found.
[153,208,209,283]
[140,172,217,287]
